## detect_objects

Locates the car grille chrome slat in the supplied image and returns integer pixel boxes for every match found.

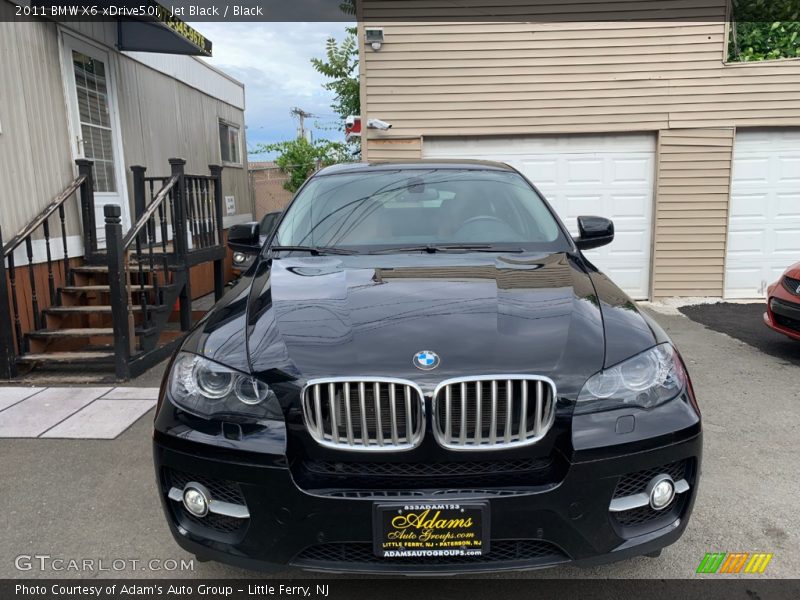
[433,375,556,451]
[302,378,425,452]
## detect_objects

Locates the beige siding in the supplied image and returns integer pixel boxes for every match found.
[367,137,423,161]
[361,1,800,147]
[652,129,734,298]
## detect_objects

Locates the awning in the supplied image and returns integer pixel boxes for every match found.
[116,3,212,57]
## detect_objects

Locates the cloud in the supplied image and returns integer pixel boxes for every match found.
[191,22,354,159]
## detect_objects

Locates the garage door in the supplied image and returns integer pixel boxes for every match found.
[725,130,800,298]
[424,134,655,299]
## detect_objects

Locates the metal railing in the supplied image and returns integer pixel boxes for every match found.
[0,160,97,378]
[0,156,227,380]
[105,159,226,379]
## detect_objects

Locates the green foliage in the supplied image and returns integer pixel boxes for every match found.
[248,24,359,191]
[728,0,800,62]
[253,138,351,193]
[310,31,360,124]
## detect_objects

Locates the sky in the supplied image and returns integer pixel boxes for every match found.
[190,22,354,161]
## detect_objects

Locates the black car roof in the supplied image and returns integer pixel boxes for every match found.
[315,159,517,176]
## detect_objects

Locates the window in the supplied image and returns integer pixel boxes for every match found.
[276,169,569,252]
[219,120,241,166]
[73,51,117,192]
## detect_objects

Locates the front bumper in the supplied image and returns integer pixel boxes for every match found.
[153,428,702,574]
[765,294,800,341]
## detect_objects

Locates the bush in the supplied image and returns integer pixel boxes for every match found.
[728,0,800,62]
[256,138,352,193]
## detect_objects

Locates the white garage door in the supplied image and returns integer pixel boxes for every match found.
[423,134,656,299]
[725,130,800,298]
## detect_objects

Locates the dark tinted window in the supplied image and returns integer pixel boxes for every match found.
[276,169,568,251]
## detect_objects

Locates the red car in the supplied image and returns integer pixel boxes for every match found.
[765,262,800,341]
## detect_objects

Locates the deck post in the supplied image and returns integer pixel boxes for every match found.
[131,165,147,221]
[0,228,17,378]
[131,165,149,252]
[209,164,225,301]
[75,159,97,259]
[105,205,131,380]
[169,158,192,331]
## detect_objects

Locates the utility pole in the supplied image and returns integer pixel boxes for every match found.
[290,107,316,141]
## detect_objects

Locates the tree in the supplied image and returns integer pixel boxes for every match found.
[253,138,350,193]
[310,30,360,124]
[249,21,360,191]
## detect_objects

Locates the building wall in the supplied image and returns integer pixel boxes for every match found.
[360,1,800,140]
[0,4,80,241]
[653,129,734,297]
[249,164,294,217]
[0,3,252,262]
[359,0,800,298]
[112,53,250,225]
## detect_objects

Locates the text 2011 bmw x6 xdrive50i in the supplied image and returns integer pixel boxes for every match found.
[153,161,702,574]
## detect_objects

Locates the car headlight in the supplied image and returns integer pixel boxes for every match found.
[576,343,687,414]
[168,353,282,420]
[233,252,247,265]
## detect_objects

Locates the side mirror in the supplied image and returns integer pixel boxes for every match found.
[259,211,282,240]
[574,216,614,250]
[227,222,261,254]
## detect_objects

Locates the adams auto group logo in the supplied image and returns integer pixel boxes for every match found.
[696,552,774,574]
[413,350,440,371]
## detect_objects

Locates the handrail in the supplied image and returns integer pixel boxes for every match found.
[1,175,86,257]
[122,174,179,248]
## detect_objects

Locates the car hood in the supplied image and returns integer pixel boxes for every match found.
[784,261,800,279]
[242,252,608,397]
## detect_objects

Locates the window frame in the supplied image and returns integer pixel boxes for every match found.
[218,118,243,168]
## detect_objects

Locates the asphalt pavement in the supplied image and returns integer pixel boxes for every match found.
[680,301,800,366]
[0,308,797,579]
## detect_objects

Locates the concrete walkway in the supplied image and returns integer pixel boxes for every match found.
[0,387,158,439]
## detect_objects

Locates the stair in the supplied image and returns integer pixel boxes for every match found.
[19,256,180,370]
[61,285,156,293]
[16,350,115,364]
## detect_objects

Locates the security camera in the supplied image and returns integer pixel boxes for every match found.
[367,119,392,130]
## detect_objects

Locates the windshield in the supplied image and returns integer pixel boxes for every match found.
[274,169,569,252]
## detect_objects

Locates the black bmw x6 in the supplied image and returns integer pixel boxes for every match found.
[153,161,702,574]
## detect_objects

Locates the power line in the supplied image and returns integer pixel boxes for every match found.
[290,107,317,140]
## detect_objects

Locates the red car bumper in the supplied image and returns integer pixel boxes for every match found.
[765,270,800,341]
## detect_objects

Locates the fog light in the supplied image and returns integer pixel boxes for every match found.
[233,252,246,264]
[648,476,676,510]
[182,483,210,517]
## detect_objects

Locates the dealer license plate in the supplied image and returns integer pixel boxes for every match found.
[373,502,489,558]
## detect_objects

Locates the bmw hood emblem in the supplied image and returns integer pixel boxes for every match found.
[413,350,440,371]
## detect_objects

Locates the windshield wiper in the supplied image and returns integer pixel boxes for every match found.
[369,244,525,254]
[269,245,358,256]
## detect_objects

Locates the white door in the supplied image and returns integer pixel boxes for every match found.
[725,129,800,298]
[60,33,130,246]
[424,134,656,299]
